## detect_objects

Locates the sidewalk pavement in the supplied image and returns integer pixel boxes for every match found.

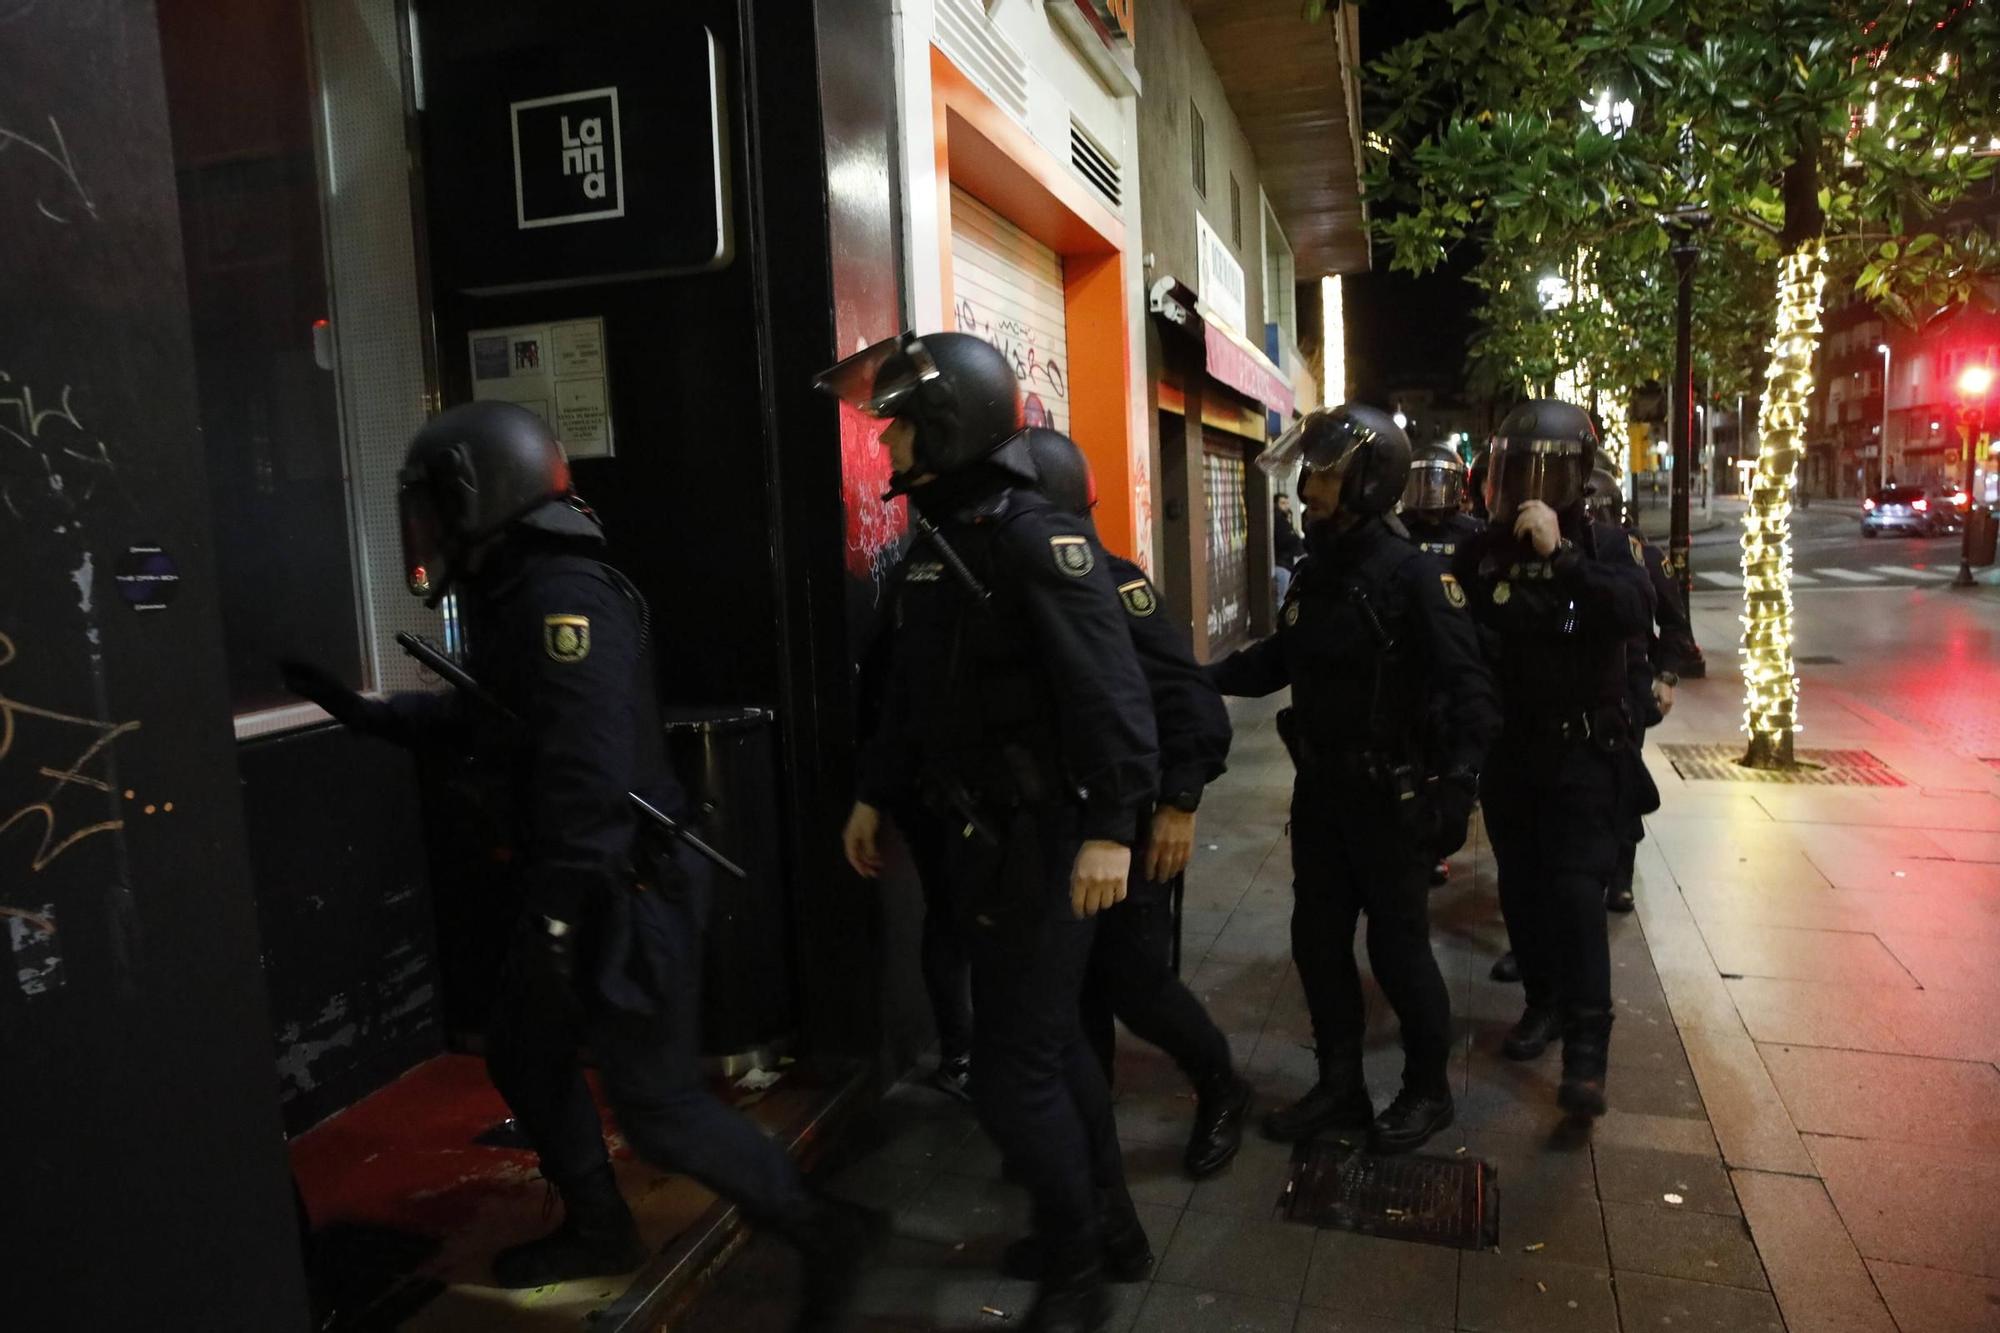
[685,583,2000,1333]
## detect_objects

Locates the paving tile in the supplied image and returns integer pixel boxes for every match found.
[1184,1130,1295,1220]
[1878,930,2000,993]
[1455,1252,1617,1333]
[1724,976,1912,1055]
[1732,1169,1897,1333]
[1116,1090,1204,1149]
[1121,1138,1197,1210]
[895,1171,1030,1250]
[823,1153,937,1213]
[1291,1310,1453,1333]
[1806,1134,2000,1281]
[1296,1229,1459,1326]
[1592,1146,1738,1218]
[1679,1028,1814,1175]
[1700,923,1919,988]
[1601,1199,1767,1291]
[1128,1281,1297,1332]
[1594,1050,1706,1120]
[1654,964,1746,1038]
[1866,1259,2000,1333]
[1154,1209,1315,1303]
[1491,1168,1607,1269]
[1610,1270,1785,1333]
[847,1235,1012,1329]
[1760,1044,2000,1151]
[1587,1108,1719,1158]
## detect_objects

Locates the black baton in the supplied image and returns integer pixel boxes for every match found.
[395,632,749,881]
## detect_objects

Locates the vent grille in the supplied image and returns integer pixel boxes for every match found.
[934,0,1028,122]
[1069,119,1121,206]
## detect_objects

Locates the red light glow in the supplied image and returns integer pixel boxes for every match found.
[1960,365,1996,398]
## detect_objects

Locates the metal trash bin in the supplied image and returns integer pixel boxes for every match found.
[1967,506,1998,567]
[660,706,793,1069]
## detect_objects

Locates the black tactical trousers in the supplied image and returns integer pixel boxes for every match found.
[953,805,1127,1246]
[1080,871,1232,1088]
[1288,774,1453,1095]
[1481,737,1620,1015]
[485,865,813,1228]
[900,806,975,1063]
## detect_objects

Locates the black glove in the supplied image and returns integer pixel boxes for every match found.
[1425,776,1478,859]
[278,659,394,737]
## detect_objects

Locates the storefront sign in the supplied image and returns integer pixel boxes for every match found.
[468,318,614,459]
[1204,322,1293,419]
[419,14,732,292]
[1196,211,1246,335]
[511,88,625,229]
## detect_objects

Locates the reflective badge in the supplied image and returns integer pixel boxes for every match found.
[1050,535,1094,577]
[1284,602,1300,627]
[1493,581,1512,605]
[1629,534,1646,566]
[1441,573,1467,609]
[1118,578,1158,617]
[544,614,591,663]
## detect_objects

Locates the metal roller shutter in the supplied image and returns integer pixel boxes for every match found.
[949,185,1071,433]
[1204,433,1251,653]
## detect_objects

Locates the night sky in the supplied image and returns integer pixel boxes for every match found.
[1345,0,1475,406]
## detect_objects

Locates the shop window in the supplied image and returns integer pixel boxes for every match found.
[1190,100,1207,198]
[157,0,361,715]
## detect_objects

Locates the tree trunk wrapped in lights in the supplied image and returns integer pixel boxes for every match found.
[1739,242,1826,769]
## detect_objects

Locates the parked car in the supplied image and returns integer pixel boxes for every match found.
[1861,485,1964,537]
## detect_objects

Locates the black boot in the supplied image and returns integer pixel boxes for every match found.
[492,1169,645,1289]
[786,1194,891,1333]
[1183,1074,1252,1178]
[1489,951,1520,983]
[1261,1062,1373,1143]
[1002,1187,1152,1284]
[1605,883,1635,913]
[1369,1083,1455,1155]
[1022,1239,1111,1333]
[931,1051,973,1103]
[1502,1006,1562,1061]
[1558,1008,1614,1119]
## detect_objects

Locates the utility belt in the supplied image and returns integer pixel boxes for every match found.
[1503,702,1633,751]
[915,743,1065,844]
[1276,707,1421,796]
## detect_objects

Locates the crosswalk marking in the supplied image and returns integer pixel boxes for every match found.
[1695,565,1957,589]
[1700,571,1745,588]
[1819,568,1882,583]
[1871,564,1950,580]
[1788,572,1821,585]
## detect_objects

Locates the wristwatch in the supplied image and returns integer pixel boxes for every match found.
[1163,789,1202,813]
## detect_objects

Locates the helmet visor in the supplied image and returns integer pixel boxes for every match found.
[1257,416,1356,478]
[1402,461,1465,514]
[398,480,447,600]
[811,332,939,418]
[1486,440,1588,524]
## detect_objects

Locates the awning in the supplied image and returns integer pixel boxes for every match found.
[1203,318,1294,419]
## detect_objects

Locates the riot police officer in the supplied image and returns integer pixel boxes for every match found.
[825,333,1158,1333]
[1210,405,1500,1154]
[1585,468,1682,914]
[1401,443,1485,559]
[1022,428,1248,1180]
[280,403,873,1328]
[1452,402,1653,1117]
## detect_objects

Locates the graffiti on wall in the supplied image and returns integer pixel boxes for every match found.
[840,399,908,594]
[953,298,1069,432]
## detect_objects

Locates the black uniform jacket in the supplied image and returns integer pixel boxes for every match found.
[1638,537,1700,677]
[388,544,682,923]
[1402,511,1486,561]
[1451,513,1654,736]
[1105,553,1231,809]
[1208,516,1498,782]
[857,488,1159,846]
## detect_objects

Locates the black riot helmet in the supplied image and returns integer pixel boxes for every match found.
[1402,442,1470,519]
[812,331,1024,491]
[1484,399,1600,525]
[398,401,602,605]
[1259,403,1411,519]
[1468,444,1493,520]
[1023,427,1096,517]
[1584,466,1628,528]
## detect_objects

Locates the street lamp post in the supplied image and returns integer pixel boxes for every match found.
[1666,206,1708,610]
[1954,363,1993,589]
[1877,343,1891,498]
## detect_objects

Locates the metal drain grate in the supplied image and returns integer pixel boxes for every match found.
[1661,744,1908,786]
[1283,1142,1498,1250]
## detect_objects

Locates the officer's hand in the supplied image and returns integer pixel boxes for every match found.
[279,659,375,731]
[1514,501,1561,558]
[1071,840,1131,918]
[1653,678,1677,718]
[1146,808,1197,883]
[843,802,884,878]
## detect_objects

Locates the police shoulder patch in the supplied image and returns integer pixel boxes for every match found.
[1440,572,1467,609]
[1118,577,1158,617]
[544,614,591,663]
[1283,601,1301,627]
[1629,533,1646,566]
[1049,534,1094,578]
[1493,581,1512,605]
